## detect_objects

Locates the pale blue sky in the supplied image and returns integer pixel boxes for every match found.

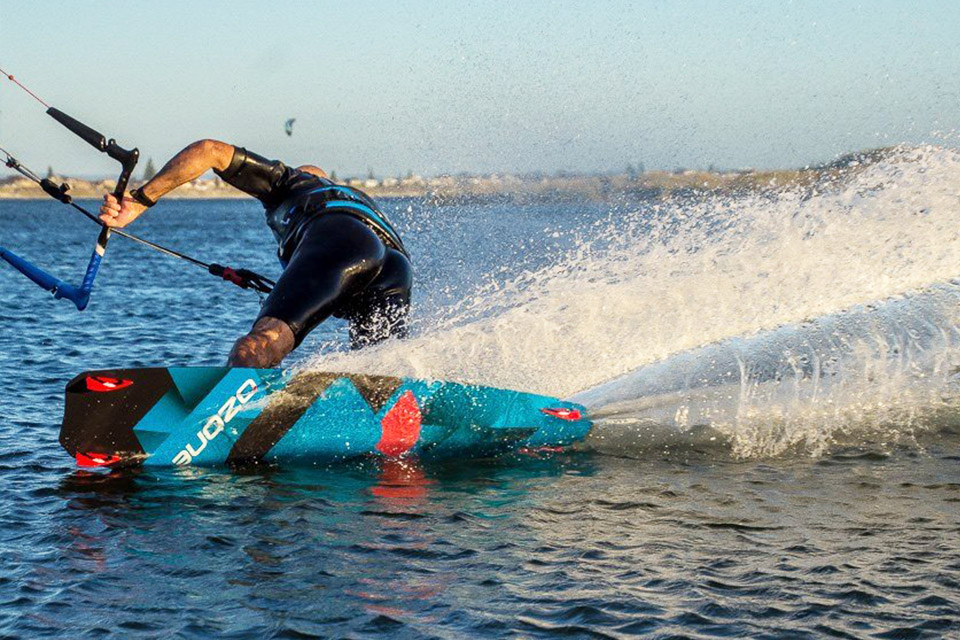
[1,1,958,177]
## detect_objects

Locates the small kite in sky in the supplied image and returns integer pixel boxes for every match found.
[284,118,296,137]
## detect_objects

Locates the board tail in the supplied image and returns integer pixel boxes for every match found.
[61,369,178,466]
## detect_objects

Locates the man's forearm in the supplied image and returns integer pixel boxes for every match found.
[139,139,234,202]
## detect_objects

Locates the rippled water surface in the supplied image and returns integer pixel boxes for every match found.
[5,448,960,639]
[1,193,959,638]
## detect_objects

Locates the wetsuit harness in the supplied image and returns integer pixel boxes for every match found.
[216,147,408,265]
[215,147,413,347]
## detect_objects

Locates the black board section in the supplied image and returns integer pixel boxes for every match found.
[60,368,176,458]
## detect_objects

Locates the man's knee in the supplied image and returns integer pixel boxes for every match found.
[228,317,296,368]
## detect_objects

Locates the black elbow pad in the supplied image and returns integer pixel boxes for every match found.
[215,147,291,206]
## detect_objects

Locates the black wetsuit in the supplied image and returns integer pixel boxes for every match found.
[215,147,412,348]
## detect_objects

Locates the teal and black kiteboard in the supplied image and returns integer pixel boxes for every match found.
[61,368,592,468]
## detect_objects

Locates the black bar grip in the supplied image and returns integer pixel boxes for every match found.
[46,108,139,199]
[46,107,106,151]
[105,140,139,169]
[111,144,139,198]
[96,225,111,249]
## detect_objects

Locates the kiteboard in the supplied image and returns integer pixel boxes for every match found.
[61,368,591,468]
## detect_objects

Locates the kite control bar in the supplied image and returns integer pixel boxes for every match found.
[0,148,275,300]
[0,66,274,309]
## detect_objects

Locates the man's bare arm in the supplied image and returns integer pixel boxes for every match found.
[138,139,235,202]
[99,139,235,228]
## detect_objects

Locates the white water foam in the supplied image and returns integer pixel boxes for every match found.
[571,283,960,457]
[308,144,960,456]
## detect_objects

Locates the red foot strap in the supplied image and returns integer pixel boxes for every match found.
[377,391,422,457]
[85,376,133,392]
[541,407,582,421]
[76,452,123,467]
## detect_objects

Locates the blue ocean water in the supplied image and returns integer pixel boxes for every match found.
[1,196,959,638]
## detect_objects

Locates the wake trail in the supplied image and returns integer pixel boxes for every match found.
[571,282,960,457]
[308,144,960,456]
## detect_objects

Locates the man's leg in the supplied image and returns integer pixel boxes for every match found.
[227,317,296,368]
[227,213,386,367]
[343,249,413,349]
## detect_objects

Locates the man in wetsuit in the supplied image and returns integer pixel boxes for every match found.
[99,139,412,367]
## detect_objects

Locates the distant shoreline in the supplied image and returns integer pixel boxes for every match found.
[0,169,830,203]
[0,149,889,203]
